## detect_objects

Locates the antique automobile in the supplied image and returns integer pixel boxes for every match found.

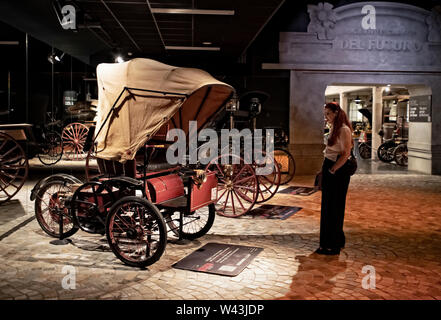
[30,58,234,267]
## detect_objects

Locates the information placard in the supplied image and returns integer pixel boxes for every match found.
[409,95,431,122]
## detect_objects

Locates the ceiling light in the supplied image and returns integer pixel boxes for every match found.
[202,41,212,45]
[55,52,65,62]
[165,46,220,51]
[385,87,390,93]
[0,41,19,45]
[354,95,361,103]
[48,52,65,64]
[151,8,234,15]
[115,56,124,63]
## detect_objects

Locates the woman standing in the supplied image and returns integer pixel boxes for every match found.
[316,102,353,255]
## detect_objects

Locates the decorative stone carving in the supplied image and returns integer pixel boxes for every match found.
[307,2,337,40]
[426,6,441,42]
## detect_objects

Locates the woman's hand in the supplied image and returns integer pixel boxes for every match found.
[330,127,352,175]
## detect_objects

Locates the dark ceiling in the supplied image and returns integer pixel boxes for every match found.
[1,0,440,67]
[0,0,285,65]
[78,0,285,58]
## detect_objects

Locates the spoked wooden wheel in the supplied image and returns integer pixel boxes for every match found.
[358,143,371,159]
[62,123,89,160]
[164,204,216,240]
[34,178,80,238]
[37,131,63,165]
[71,182,115,234]
[0,132,29,204]
[205,154,258,218]
[377,142,395,163]
[273,148,296,185]
[106,197,167,268]
[254,151,281,204]
[394,144,408,166]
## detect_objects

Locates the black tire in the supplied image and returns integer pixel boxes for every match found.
[34,179,79,238]
[377,142,395,163]
[71,182,115,234]
[273,148,295,185]
[165,203,215,240]
[37,131,63,166]
[358,143,371,159]
[106,197,167,268]
[394,144,408,166]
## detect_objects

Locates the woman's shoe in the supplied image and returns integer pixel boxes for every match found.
[314,247,340,255]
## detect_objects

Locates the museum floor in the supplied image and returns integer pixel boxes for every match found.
[0,158,440,300]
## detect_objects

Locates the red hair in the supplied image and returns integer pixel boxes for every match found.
[325,102,353,146]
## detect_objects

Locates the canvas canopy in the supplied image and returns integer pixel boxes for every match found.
[95,58,234,162]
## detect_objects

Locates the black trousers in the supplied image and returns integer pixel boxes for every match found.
[319,157,351,249]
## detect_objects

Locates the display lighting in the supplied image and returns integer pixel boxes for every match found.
[150,8,234,15]
[47,52,65,64]
[165,46,220,51]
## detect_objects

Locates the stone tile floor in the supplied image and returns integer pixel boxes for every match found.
[0,159,440,300]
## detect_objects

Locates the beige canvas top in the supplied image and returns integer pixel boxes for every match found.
[95,58,234,162]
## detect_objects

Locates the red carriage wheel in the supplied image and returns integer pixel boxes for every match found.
[106,197,167,267]
[34,178,80,238]
[62,123,89,160]
[254,151,281,204]
[0,132,29,204]
[205,154,258,218]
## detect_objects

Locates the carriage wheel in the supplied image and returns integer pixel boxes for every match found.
[34,178,79,238]
[106,197,167,268]
[273,148,296,185]
[62,123,89,160]
[0,132,29,204]
[205,154,258,218]
[394,144,408,166]
[254,152,281,204]
[377,142,395,163]
[358,143,371,159]
[85,149,101,181]
[165,203,215,240]
[37,131,63,166]
[71,182,116,234]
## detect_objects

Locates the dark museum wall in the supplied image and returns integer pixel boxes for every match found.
[0,20,95,125]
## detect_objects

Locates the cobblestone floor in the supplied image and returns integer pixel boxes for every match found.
[0,159,440,300]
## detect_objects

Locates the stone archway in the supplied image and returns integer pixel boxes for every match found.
[264,2,441,175]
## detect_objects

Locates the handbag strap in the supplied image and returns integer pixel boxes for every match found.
[349,148,356,159]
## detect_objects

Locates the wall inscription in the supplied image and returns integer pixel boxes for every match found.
[340,39,423,52]
[279,2,441,69]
